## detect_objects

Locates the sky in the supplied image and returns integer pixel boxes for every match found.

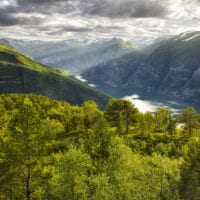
[0,0,199,46]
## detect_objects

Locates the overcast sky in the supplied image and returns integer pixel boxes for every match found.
[0,0,199,45]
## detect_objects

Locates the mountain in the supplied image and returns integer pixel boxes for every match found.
[0,38,134,74]
[0,43,109,107]
[82,31,200,105]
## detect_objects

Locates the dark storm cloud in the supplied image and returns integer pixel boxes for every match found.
[0,7,42,26]
[0,0,195,29]
[17,0,68,5]
[17,0,56,4]
[58,26,93,33]
[51,24,122,34]
[13,0,169,18]
[42,23,127,38]
[79,0,168,18]
[15,0,74,14]
[0,12,20,26]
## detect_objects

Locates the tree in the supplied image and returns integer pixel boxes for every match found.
[177,107,200,135]
[82,100,101,130]
[71,106,84,131]
[154,108,174,133]
[179,138,200,200]
[105,98,138,133]
[138,112,154,136]
[7,98,41,200]
[84,113,111,168]
[50,149,93,200]
[0,97,64,199]
[107,138,181,200]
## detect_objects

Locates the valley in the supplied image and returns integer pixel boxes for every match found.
[81,31,200,111]
[1,0,200,199]
[2,31,200,112]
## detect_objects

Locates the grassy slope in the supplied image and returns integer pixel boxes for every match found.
[0,43,110,107]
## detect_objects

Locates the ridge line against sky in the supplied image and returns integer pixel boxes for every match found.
[0,0,199,45]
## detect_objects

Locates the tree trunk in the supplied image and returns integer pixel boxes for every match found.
[26,166,31,200]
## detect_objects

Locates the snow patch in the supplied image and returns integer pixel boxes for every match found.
[179,31,191,38]
[75,75,87,82]
[75,75,96,88]
[184,34,200,42]
[88,83,96,87]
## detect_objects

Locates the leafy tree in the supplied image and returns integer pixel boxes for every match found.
[177,107,200,135]
[7,98,41,200]
[71,106,84,131]
[1,93,200,200]
[105,98,138,133]
[154,108,174,133]
[108,138,181,200]
[87,173,114,200]
[84,113,111,171]
[179,138,200,200]
[82,100,101,129]
[0,97,64,199]
[138,112,154,136]
[50,149,93,200]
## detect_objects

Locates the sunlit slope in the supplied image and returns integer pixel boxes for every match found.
[0,43,109,107]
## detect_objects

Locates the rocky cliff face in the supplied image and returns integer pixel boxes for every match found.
[82,31,200,103]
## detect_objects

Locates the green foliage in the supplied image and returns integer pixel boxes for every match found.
[176,107,200,135]
[154,108,174,133]
[105,98,138,133]
[0,94,200,199]
[179,138,200,200]
[50,149,93,200]
[82,100,101,129]
[118,41,133,49]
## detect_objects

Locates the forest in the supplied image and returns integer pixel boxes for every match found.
[0,94,200,200]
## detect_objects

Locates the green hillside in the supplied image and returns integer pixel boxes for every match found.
[0,43,109,107]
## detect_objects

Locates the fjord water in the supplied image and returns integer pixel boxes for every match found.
[75,75,192,114]
[123,94,189,114]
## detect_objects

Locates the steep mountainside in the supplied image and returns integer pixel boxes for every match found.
[0,38,134,74]
[0,43,109,107]
[82,31,200,104]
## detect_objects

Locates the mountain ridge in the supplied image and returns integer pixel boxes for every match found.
[82,31,200,105]
[0,37,135,74]
[0,43,110,108]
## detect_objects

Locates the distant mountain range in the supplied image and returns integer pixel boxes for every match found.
[1,31,200,110]
[0,43,109,108]
[82,31,200,105]
[0,38,134,74]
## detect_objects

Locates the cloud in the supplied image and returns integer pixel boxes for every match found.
[0,0,199,44]
[15,0,75,14]
[53,26,93,34]
[0,12,20,26]
[50,24,123,35]
[5,0,170,18]
[79,0,168,18]
[17,0,60,4]
[17,0,68,5]
[0,6,45,26]
[1,0,198,25]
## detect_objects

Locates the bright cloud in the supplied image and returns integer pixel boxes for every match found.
[0,0,199,45]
